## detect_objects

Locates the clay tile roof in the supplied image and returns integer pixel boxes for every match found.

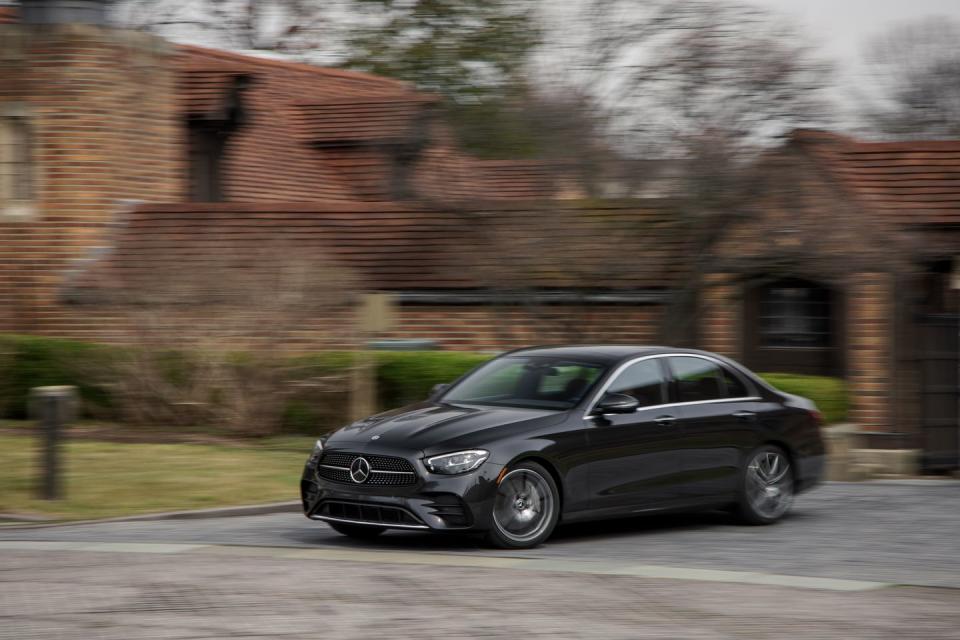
[173,45,445,202]
[473,160,564,200]
[170,44,587,203]
[292,96,436,144]
[71,202,689,298]
[796,130,960,225]
[0,7,17,24]
[412,148,567,202]
[177,44,412,97]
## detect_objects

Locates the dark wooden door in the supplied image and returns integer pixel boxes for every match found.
[919,314,960,472]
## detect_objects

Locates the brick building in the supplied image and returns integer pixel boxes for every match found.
[2,1,960,472]
[701,130,960,472]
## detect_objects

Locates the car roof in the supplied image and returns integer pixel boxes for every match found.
[504,345,718,366]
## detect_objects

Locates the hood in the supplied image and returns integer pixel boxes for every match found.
[327,401,562,454]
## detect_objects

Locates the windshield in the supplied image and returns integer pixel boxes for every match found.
[440,356,608,410]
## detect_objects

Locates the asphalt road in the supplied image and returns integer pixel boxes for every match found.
[3,481,959,589]
[6,547,960,640]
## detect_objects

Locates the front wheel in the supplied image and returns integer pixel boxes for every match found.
[327,521,386,539]
[737,445,795,525]
[485,461,559,549]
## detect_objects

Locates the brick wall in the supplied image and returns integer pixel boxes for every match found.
[387,305,664,352]
[700,273,741,359]
[846,272,894,432]
[0,23,184,335]
[42,303,664,354]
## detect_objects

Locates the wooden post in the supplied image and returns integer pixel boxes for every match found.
[29,386,77,501]
[351,294,394,421]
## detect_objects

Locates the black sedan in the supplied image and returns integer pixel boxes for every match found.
[300,346,825,549]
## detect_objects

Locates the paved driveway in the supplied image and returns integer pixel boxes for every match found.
[3,481,959,588]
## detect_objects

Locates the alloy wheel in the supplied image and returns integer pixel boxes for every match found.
[492,468,555,544]
[745,449,794,520]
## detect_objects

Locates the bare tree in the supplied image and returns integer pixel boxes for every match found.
[861,16,960,139]
[112,0,343,57]
[531,0,837,343]
[537,0,834,154]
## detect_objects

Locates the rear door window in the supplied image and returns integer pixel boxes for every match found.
[669,356,754,402]
[720,366,751,398]
[669,356,725,402]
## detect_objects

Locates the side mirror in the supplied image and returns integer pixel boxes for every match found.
[593,392,640,415]
[429,383,450,400]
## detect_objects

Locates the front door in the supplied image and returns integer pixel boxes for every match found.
[586,358,686,512]
[919,314,960,472]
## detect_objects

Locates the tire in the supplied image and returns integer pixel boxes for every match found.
[327,521,386,539]
[737,444,795,525]
[485,461,560,549]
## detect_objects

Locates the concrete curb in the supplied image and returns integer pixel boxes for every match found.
[0,500,301,530]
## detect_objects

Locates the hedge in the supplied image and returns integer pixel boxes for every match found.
[0,334,847,429]
[759,372,848,424]
[375,351,489,408]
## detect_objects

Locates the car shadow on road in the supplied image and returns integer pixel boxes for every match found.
[551,509,735,543]
[298,508,763,553]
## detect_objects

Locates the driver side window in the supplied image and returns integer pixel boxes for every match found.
[608,359,667,408]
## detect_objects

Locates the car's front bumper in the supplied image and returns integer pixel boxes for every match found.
[300,453,505,533]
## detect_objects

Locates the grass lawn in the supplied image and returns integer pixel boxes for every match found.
[0,434,314,521]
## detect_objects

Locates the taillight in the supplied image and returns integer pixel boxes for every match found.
[807,409,824,426]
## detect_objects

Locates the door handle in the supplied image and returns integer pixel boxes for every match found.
[654,415,677,426]
[733,410,757,422]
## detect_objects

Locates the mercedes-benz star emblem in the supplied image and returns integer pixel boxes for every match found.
[349,457,371,484]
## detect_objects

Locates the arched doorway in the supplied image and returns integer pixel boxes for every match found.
[743,278,844,377]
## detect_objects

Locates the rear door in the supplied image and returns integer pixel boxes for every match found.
[666,356,761,500]
[585,358,687,512]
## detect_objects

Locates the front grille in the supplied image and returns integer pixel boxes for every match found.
[318,500,423,527]
[317,465,352,484]
[316,451,417,486]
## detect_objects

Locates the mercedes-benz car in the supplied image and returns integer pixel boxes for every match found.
[300,346,825,549]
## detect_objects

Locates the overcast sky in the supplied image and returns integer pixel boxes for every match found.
[743,0,960,119]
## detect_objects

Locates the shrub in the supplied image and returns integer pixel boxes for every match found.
[0,335,354,434]
[759,373,848,424]
[0,334,115,419]
[105,349,354,436]
[375,351,491,408]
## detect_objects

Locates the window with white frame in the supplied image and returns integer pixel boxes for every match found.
[0,112,35,216]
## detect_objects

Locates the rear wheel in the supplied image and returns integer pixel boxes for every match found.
[327,521,386,539]
[737,445,795,525]
[486,462,559,549]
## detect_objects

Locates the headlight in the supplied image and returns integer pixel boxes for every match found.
[425,449,489,475]
[307,439,324,464]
